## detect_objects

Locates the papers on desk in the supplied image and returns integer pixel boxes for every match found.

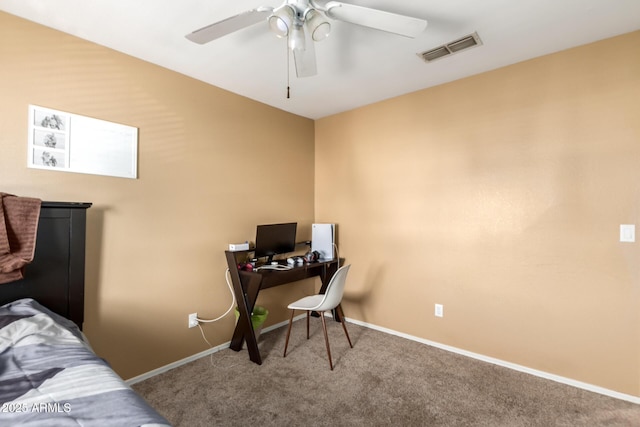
[255,264,292,271]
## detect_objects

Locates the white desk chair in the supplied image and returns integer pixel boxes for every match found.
[283,264,353,370]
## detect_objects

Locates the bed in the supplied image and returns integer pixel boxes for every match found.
[0,298,170,426]
[0,198,170,426]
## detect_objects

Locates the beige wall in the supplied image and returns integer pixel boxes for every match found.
[0,12,316,379]
[315,31,640,397]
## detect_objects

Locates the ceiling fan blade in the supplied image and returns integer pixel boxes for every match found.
[293,39,317,78]
[324,2,427,38]
[186,7,273,44]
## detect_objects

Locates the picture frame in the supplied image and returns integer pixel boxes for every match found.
[28,105,138,179]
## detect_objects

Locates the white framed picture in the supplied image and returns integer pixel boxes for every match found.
[28,105,138,179]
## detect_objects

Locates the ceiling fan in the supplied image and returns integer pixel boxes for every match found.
[185,0,427,78]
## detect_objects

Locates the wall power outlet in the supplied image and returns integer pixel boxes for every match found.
[188,313,198,328]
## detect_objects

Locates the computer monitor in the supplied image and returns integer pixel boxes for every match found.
[254,222,297,263]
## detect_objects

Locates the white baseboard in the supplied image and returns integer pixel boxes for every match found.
[125,315,302,386]
[126,316,640,405]
[346,317,640,405]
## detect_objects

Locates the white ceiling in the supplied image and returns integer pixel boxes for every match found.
[2,0,639,119]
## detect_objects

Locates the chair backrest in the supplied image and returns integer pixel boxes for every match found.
[315,264,351,311]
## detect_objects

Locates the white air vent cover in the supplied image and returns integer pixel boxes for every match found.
[418,32,482,63]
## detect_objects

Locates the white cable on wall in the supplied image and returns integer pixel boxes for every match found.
[196,268,236,324]
[192,268,238,367]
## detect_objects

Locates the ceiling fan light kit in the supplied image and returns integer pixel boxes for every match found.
[304,9,331,41]
[186,0,428,78]
[269,5,295,37]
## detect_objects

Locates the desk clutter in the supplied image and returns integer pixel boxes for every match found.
[232,221,335,270]
[287,256,304,265]
[237,251,320,272]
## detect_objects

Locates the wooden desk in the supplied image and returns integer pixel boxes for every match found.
[225,250,339,365]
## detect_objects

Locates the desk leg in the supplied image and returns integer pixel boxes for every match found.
[226,252,263,364]
[230,274,262,363]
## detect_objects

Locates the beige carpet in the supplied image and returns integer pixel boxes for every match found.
[133,320,640,426]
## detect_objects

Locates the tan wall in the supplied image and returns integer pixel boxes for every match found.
[0,12,316,379]
[315,31,640,397]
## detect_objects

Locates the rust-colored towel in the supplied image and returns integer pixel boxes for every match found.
[0,193,42,285]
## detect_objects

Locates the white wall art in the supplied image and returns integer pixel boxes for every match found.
[28,105,138,179]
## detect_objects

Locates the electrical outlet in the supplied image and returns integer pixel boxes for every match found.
[435,304,444,318]
[188,313,198,328]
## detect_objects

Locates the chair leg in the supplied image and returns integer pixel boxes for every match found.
[337,304,353,348]
[283,309,295,357]
[319,311,333,370]
[306,310,310,339]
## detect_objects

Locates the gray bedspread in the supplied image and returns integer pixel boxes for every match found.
[0,298,171,426]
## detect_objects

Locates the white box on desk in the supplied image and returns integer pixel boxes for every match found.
[229,242,250,251]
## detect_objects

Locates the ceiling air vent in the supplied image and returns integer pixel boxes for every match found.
[418,32,482,63]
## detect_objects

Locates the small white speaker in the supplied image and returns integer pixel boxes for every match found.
[311,223,335,261]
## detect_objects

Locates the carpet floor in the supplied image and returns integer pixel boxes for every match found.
[133,320,640,426]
